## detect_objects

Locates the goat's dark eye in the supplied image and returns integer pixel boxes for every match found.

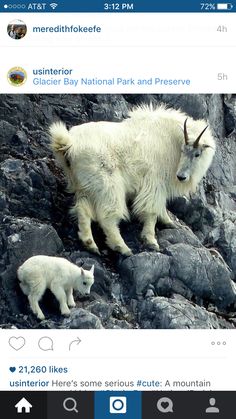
[83,281,87,286]
[195,152,201,158]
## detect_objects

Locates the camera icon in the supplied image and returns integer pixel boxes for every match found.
[109,397,127,414]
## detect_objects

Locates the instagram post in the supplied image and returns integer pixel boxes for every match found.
[0,1,236,418]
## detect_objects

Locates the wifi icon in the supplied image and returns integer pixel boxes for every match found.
[50,3,58,9]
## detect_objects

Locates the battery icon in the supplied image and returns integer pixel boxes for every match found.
[217,3,233,9]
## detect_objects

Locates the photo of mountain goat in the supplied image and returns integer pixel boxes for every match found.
[18,255,94,320]
[50,105,216,256]
[1,94,236,330]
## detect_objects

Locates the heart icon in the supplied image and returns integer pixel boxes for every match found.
[9,367,16,373]
[8,336,26,351]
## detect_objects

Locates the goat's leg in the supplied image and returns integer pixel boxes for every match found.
[66,287,76,308]
[74,198,100,254]
[50,284,71,316]
[28,294,45,320]
[99,217,132,256]
[158,208,176,228]
[140,213,160,251]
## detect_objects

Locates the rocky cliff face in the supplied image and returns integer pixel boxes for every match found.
[0,94,235,329]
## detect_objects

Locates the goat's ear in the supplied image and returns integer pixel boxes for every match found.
[90,265,94,275]
[81,267,85,276]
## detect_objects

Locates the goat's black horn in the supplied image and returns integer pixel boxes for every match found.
[184,118,189,145]
[193,125,208,148]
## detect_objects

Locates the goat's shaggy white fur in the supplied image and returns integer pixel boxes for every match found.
[50,105,216,255]
[18,255,94,320]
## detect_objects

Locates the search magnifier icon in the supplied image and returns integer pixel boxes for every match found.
[63,397,78,413]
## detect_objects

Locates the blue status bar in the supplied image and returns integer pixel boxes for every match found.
[0,1,235,13]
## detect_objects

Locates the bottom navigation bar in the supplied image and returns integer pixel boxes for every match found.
[0,391,235,419]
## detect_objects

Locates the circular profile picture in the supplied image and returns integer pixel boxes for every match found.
[7,19,27,40]
[7,67,27,87]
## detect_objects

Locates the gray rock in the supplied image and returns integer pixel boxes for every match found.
[170,196,223,241]
[207,220,236,273]
[0,158,58,221]
[0,120,17,148]
[208,133,236,191]
[105,319,134,329]
[158,94,210,121]
[88,94,130,121]
[139,296,234,329]
[65,308,103,329]
[87,300,114,322]
[158,226,202,249]
[155,277,194,301]
[165,243,236,309]
[119,252,170,297]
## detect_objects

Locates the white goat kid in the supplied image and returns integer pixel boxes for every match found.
[18,255,94,320]
[50,105,216,256]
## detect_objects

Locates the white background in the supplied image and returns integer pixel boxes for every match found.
[1,330,234,390]
[0,13,235,92]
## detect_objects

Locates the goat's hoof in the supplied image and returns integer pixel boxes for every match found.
[37,314,45,321]
[146,242,160,252]
[141,235,160,251]
[61,310,71,317]
[84,244,101,255]
[124,249,133,257]
[114,245,133,257]
[68,303,76,308]
[90,247,101,256]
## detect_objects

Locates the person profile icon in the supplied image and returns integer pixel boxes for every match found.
[205,398,220,413]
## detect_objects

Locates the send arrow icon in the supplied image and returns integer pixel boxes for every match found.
[69,337,82,351]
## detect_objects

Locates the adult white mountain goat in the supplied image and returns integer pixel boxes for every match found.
[50,105,216,256]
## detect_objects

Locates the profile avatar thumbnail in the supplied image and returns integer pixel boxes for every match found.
[7,19,27,40]
[7,67,27,87]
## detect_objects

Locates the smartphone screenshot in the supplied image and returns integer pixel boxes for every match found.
[0,0,235,417]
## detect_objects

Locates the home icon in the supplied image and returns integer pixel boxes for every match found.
[15,397,32,413]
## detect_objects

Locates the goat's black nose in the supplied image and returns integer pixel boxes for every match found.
[177,174,187,181]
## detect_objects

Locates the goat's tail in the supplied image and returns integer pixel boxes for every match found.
[49,121,72,153]
[17,267,30,296]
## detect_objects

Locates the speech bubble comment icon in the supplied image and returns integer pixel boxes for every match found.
[38,336,54,351]
[157,397,174,413]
